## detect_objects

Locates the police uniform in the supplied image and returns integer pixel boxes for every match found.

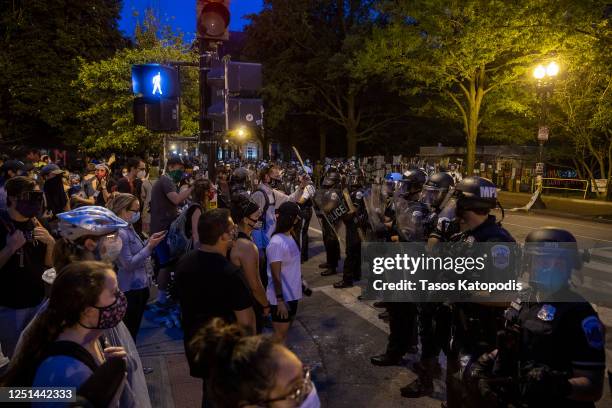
[511,289,605,407]
[371,170,427,366]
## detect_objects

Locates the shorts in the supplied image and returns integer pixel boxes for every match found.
[270,300,298,323]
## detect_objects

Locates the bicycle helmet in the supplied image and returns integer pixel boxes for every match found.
[58,206,128,242]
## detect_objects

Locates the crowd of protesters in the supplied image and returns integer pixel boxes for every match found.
[0,150,319,407]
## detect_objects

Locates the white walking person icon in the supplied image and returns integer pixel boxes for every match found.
[152,71,163,95]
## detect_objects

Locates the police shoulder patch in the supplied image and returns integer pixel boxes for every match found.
[491,244,510,269]
[581,316,605,349]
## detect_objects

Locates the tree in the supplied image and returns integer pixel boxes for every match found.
[358,0,606,174]
[0,0,125,148]
[549,17,612,198]
[244,0,404,157]
[73,12,199,154]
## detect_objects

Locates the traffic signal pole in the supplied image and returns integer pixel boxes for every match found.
[199,41,216,179]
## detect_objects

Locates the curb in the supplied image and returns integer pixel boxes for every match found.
[507,208,612,225]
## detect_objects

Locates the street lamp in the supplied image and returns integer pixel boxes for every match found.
[532,60,559,175]
[237,127,246,138]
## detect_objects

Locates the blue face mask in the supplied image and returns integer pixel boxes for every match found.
[530,257,571,294]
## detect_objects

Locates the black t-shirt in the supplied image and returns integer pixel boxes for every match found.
[0,212,47,308]
[176,250,252,377]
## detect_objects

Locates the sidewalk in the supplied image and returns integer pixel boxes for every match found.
[499,191,612,223]
[136,221,612,408]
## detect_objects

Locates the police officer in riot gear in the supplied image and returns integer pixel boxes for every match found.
[470,228,605,407]
[333,169,366,288]
[437,176,516,408]
[421,172,455,211]
[370,169,427,367]
[317,170,342,276]
[401,171,456,398]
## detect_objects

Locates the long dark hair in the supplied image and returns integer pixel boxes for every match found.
[0,261,110,386]
[189,318,279,408]
[272,211,298,236]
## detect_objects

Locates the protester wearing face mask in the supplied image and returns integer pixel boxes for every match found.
[11,205,152,407]
[149,156,193,310]
[188,178,217,245]
[138,164,153,235]
[107,194,166,340]
[190,318,321,408]
[117,157,146,234]
[0,176,55,360]
[0,160,26,210]
[1,261,128,389]
[175,208,255,392]
[267,202,303,343]
[87,164,115,207]
[230,194,269,333]
[40,163,70,217]
[251,165,307,291]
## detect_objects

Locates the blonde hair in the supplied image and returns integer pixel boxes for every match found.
[106,192,138,216]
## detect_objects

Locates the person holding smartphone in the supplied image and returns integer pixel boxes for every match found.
[107,193,165,340]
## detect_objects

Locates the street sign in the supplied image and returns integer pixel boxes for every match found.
[537,126,549,142]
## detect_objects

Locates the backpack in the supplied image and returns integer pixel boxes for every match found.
[166,203,201,261]
[251,188,274,250]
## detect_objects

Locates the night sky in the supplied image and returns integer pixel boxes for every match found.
[119,0,264,38]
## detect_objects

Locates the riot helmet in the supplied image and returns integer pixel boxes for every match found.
[322,171,341,188]
[421,172,455,209]
[524,227,582,294]
[453,176,498,215]
[396,169,427,198]
[347,169,364,191]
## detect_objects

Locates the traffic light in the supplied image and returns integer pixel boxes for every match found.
[197,0,231,41]
[132,64,180,132]
[132,64,179,102]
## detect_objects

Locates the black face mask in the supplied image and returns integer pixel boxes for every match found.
[269,178,282,189]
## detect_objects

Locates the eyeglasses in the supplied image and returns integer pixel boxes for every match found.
[255,366,312,407]
[18,191,44,202]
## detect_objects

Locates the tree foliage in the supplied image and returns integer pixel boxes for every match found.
[0,0,125,147]
[244,0,405,157]
[357,0,608,174]
[73,12,199,154]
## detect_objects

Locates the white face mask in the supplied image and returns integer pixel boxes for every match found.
[137,170,146,179]
[122,171,128,178]
[96,234,123,262]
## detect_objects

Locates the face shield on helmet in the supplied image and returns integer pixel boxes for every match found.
[420,185,447,209]
[524,244,575,294]
[382,180,396,198]
[95,233,123,262]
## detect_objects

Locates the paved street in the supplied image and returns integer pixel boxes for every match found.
[139,210,612,408]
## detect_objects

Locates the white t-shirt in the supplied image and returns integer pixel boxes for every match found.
[301,184,316,201]
[266,233,302,305]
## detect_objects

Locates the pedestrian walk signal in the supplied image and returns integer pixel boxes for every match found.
[132,64,179,101]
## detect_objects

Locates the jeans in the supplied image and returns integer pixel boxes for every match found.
[0,303,42,360]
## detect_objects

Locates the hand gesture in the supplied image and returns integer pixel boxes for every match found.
[7,230,26,252]
[147,231,166,249]
[33,226,55,246]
